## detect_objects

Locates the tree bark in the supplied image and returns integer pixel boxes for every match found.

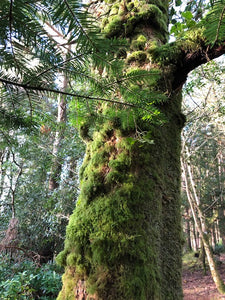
[57,1,225,299]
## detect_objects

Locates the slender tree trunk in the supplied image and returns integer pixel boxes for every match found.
[48,75,67,191]
[217,145,225,246]
[185,208,192,252]
[192,221,198,252]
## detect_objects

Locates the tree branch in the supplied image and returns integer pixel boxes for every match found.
[0,77,136,108]
[173,43,225,90]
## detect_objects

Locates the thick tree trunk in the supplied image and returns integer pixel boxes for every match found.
[56,1,184,299]
[57,96,183,300]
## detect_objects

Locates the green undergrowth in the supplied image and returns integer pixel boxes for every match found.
[183,244,225,273]
[0,255,63,300]
[182,252,203,272]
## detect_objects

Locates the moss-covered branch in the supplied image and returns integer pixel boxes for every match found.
[149,29,225,91]
[173,42,225,90]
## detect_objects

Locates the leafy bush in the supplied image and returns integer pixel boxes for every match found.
[0,255,62,299]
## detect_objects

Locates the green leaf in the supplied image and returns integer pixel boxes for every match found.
[175,0,182,6]
[181,11,193,21]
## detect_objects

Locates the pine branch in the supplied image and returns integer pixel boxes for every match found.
[63,0,96,50]
[24,53,89,85]
[213,5,225,45]
[0,77,136,108]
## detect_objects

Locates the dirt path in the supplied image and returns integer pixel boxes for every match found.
[183,254,225,300]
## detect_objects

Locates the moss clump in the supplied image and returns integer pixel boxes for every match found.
[131,34,147,51]
[137,4,168,32]
[127,50,147,64]
[149,41,182,65]
[56,249,69,267]
[109,4,119,16]
[66,253,77,266]
[149,27,206,66]
[127,2,134,11]
[102,2,168,41]
[183,27,206,50]
[104,16,123,38]
[56,269,77,300]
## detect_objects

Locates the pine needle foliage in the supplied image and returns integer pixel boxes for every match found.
[203,0,225,44]
[0,0,163,134]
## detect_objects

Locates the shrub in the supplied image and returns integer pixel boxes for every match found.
[0,255,62,299]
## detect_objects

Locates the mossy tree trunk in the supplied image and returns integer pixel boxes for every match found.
[57,1,225,299]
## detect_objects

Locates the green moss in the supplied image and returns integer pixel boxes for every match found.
[109,5,119,16]
[127,2,134,11]
[104,16,123,38]
[127,50,147,64]
[102,1,168,41]
[56,249,69,267]
[138,4,167,31]
[148,0,168,14]
[118,3,127,16]
[91,149,109,167]
[149,27,206,66]
[108,152,131,171]
[56,269,78,300]
[80,170,104,201]
[66,253,77,266]
[183,27,206,50]
[131,34,147,50]
[101,17,108,28]
[57,121,166,298]
[149,41,182,64]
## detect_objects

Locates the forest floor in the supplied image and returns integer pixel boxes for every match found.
[182,253,225,300]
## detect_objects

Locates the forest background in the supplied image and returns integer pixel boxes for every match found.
[0,0,225,299]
